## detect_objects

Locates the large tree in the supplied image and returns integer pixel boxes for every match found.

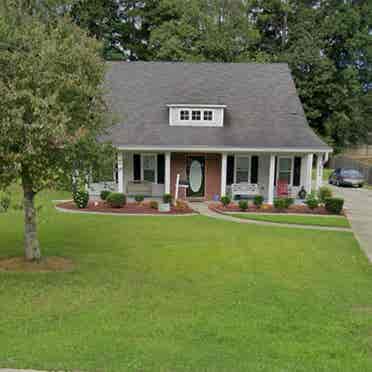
[69,0,122,60]
[0,4,109,260]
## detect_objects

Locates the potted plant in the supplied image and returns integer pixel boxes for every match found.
[159,193,172,212]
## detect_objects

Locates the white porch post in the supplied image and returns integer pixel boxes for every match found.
[315,153,323,191]
[117,151,124,193]
[268,154,276,205]
[165,152,171,194]
[221,153,227,197]
[304,153,313,194]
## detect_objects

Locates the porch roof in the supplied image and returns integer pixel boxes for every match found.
[102,62,331,152]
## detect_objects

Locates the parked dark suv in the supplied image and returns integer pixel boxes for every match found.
[329,168,365,187]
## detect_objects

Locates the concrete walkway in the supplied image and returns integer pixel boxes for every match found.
[190,202,352,232]
[331,185,372,261]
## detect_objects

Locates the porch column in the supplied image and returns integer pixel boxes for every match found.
[165,152,171,194]
[221,153,227,197]
[268,154,276,205]
[304,153,313,194]
[117,151,124,193]
[315,153,323,191]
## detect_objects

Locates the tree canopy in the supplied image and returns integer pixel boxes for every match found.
[0,3,109,259]
[69,0,372,151]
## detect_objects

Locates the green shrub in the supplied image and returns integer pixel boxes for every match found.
[220,196,231,207]
[73,190,89,209]
[100,190,111,201]
[253,195,264,208]
[318,186,333,203]
[0,192,11,212]
[149,200,158,209]
[238,200,248,211]
[135,195,145,203]
[162,193,172,204]
[274,198,286,210]
[106,192,126,208]
[284,197,294,208]
[305,192,319,210]
[274,197,294,210]
[325,197,344,215]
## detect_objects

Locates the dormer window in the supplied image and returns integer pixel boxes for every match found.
[169,104,225,127]
[191,110,201,121]
[203,111,213,121]
[180,110,189,120]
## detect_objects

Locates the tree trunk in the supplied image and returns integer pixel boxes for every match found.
[23,186,41,261]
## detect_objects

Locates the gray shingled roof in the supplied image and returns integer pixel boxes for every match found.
[103,62,330,151]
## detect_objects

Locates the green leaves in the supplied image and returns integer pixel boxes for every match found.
[0,7,109,192]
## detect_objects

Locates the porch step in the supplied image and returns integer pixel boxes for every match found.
[187,197,205,203]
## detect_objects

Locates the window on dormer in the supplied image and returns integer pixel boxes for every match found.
[192,110,201,120]
[203,111,213,121]
[180,110,189,120]
[168,104,225,127]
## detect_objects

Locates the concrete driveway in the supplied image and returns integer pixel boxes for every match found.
[330,185,372,261]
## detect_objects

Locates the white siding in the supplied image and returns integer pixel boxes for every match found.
[169,107,224,127]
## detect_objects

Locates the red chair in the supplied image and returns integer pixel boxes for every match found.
[277,180,289,197]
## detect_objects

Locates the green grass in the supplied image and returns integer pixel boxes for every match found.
[230,213,350,228]
[323,168,334,181]
[312,167,333,181]
[0,188,372,372]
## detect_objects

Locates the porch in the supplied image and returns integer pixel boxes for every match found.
[105,150,329,204]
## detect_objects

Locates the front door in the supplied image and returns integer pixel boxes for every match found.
[187,156,205,197]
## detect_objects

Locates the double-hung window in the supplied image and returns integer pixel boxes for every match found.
[235,156,250,183]
[142,154,156,183]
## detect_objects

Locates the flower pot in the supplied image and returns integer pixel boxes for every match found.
[158,203,171,212]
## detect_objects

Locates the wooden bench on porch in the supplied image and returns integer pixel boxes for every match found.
[231,183,259,200]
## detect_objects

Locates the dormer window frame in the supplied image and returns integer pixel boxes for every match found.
[168,104,226,127]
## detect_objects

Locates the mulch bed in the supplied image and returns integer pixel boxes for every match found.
[57,201,195,215]
[209,203,345,216]
[0,256,75,273]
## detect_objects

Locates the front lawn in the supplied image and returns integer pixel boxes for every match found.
[0,189,372,372]
[230,213,351,228]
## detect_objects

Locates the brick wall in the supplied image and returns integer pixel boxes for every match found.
[205,153,221,200]
[170,153,187,199]
[170,153,221,200]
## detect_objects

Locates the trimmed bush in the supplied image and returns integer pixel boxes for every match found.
[100,190,111,201]
[220,196,231,207]
[253,195,264,208]
[325,197,344,215]
[73,190,89,209]
[238,200,248,211]
[106,192,126,208]
[305,192,319,210]
[163,193,172,204]
[274,198,286,210]
[175,200,188,210]
[134,194,145,203]
[318,186,333,203]
[274,197,294,210]
[0,192,11,212]
[284,197,294,208]
[149,200,158,209]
